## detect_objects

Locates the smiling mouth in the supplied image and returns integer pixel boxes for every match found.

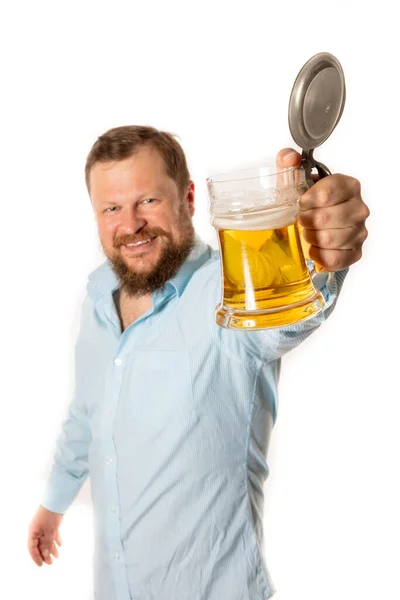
[125,237,155,247]
[120,236,157,253]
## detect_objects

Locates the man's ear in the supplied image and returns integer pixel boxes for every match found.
[186,181,195,217]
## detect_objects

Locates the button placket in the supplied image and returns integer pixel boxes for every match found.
[103,348,127,585]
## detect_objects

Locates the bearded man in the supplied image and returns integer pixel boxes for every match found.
[28,125,369,600]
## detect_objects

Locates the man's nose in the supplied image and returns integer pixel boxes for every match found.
[120,207,147,234]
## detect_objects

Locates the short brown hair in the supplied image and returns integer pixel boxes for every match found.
[85,125,191,196]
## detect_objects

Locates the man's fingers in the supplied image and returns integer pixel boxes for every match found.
[302,225,368,251]
[276,148,302,170]
[308,246,362,271]
[27,508,64,568]
[27,534,44,567]
[40,547,53,565]
[51,542,60,559]
[31,547,44,567]
[275,148,302,189]
[298,196,367,230]
[39,534,55,565]
[55,530,62,547]
[300,173,360,210]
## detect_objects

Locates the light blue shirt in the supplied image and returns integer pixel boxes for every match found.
[43,236,348,600]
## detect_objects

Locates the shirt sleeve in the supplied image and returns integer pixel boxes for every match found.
[236,268,349,363]
[41,297,92,514]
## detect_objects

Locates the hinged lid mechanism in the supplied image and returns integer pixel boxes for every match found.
[288,52,346,186]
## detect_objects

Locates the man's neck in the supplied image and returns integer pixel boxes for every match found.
[114,288,153,332]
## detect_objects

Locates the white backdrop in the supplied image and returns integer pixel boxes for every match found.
[1,1,398,599]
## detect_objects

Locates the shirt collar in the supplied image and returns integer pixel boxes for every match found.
[87,234,211,305]
[166,235,211,297]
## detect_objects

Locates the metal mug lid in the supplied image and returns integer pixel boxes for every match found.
[288,52,346,152]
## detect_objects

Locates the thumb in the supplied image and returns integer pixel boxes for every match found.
[276,148,302,170]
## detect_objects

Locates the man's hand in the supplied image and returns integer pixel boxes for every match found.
[27,505,63,566]
[277,148,370,271]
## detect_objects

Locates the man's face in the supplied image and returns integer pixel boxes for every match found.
[90,146,196,296]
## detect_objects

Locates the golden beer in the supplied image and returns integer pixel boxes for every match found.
[208,166,325,329]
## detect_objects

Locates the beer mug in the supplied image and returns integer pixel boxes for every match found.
[207,165,325,330]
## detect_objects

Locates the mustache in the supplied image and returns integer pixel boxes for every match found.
[114,228,170,248]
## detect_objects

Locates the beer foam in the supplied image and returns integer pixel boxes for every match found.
[211,203,299,231]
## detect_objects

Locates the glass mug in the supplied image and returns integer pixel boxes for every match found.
[207,166,325,330]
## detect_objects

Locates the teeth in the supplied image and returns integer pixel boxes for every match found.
[126,238,153,247]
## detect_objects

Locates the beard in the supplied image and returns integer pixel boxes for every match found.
[105,203,195,297]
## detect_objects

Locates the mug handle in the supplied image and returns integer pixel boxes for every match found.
[298,151,331,275]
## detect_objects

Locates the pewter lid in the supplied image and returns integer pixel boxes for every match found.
[288,52,346,151]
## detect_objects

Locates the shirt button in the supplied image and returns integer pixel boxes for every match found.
[114,358,122,366]
[106,409,113,416]
[115,552,120,560]
[106,458,113,465]
[110,507,116,513]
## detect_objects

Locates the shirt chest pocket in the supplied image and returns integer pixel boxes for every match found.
[125,350,197,428]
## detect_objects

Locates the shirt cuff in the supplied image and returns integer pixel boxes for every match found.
[42,471,88,514]
[312,266,349,320]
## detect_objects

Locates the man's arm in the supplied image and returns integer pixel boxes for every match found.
[41,390,92,513]
[227,148,369,363]
[235,266,348,363]
[28,297,93,566]
[42,297,93,513]
[28,395,91,566]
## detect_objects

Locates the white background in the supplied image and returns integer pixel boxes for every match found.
[1,1,399,599]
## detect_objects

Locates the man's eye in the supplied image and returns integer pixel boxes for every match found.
[142,198,157,205]
[105,206,118,213]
